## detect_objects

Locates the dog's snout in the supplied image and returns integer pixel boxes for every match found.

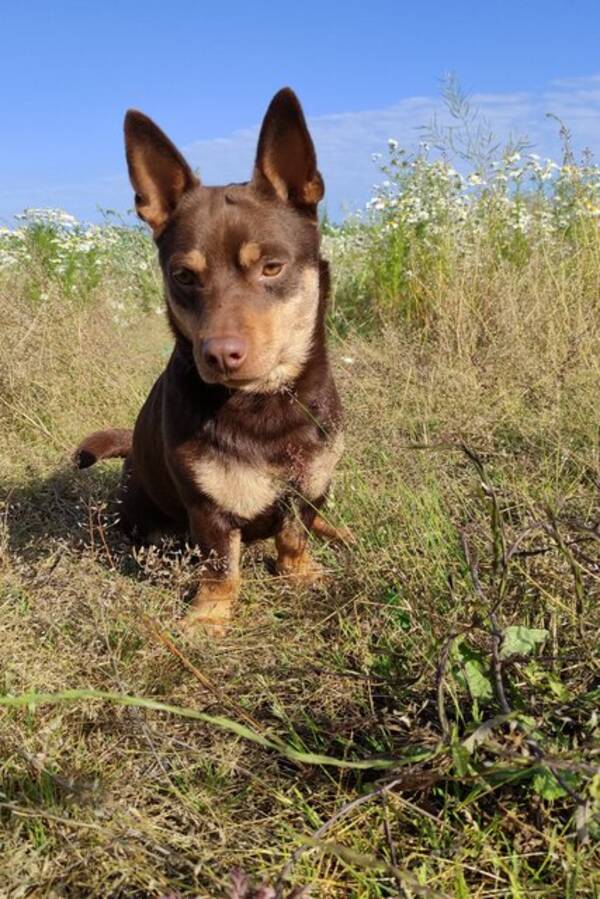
[202,336,248,373]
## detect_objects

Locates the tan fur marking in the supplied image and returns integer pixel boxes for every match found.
[131,148,169,233]
[226,528,242,577]
[301,430,344,500]
[181,530,241,636]
[302,177,324,205]
[276,519,322,584]
[312,514,354,544]
[181,249,207,273]
[169,266,320,395]
[235,267,320,393]
[262,156,288,200]
[165,252,206,339]
[192,456,281,519]
[239,241,262,268]
[129,145,189,235]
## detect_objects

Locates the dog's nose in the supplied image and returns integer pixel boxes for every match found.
[202,336,248,373]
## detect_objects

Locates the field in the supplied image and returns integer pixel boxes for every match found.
[0,123,599,897]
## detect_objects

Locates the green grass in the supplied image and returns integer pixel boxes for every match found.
[1,151,599,896]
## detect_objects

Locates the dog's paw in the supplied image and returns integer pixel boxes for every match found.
[311,515,356,546]
[180,578,238,638]
[179,609,230,638]
[276,551,324,587]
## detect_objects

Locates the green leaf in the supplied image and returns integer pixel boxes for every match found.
[531,766,579,801]
[500,625,548,659]
[453,640,493,700]
[544,671,571,701]
[451,741,474,777]
[463,659,494,700]
[531,767,567,800]
[524,662,571,700]
[462,713,515,753]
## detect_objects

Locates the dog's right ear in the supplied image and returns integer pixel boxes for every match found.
[124,110,199,236]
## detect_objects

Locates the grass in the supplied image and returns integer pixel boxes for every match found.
[1,135,599,896]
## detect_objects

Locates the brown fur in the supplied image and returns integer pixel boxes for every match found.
[75,88,343,634]
[74,428,134,469]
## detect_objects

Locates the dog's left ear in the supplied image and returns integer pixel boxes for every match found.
[253,88,324,211]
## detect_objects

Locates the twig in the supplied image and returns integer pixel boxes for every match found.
[95,505,115,570]
[488,610,511,716]
[275,774,447,897]
[0,801,103,831]
[461,531,512,715]
[292,838,451,898]
[382,793,407,897]
[435,629,461,737]
[143,616,265,733]
[276,779,400,894]
[545,514,586,637]
[504,521,545,562]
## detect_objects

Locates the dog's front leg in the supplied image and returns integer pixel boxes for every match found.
[181,506,241,637]
[275,506,323,586]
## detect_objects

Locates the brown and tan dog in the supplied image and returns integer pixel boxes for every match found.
[75,88,343,634]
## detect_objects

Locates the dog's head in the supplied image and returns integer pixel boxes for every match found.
[124,88,325,393]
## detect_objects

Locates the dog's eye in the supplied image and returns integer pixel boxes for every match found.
[172,267,197,287]
[262,261,284,278]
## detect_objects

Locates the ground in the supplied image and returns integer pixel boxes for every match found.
[0,167,599,896]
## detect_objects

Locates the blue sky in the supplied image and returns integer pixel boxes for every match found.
[2,1,600,223]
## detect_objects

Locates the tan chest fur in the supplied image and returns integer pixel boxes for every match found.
[191,456,282,520]
[190,430,343,520]
[299,430,344,501]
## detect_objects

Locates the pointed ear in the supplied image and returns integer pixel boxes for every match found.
[253,88,324,211]
[124,110,199,235]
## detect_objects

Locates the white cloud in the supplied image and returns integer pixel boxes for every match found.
[185,77,600,217]
[3,74,600,224]
[183,96,441,218]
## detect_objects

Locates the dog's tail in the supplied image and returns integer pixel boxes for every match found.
[74,428,133,469]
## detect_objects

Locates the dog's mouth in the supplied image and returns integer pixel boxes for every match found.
[196,365,274,392]
[198,363,293,394]
[220,375,263,390]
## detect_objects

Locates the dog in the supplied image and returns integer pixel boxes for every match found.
[75,88,344,635]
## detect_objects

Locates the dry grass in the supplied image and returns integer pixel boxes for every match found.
[0,223,598,897]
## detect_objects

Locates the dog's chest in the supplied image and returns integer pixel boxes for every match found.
[189,430,343,520]
[190,454,280,520]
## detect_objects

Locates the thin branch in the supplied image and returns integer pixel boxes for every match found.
[143,616,266,734]
[276,775,413,897]
[435,628,462,737]
[382,793,407,897]
[0,801,103,831]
